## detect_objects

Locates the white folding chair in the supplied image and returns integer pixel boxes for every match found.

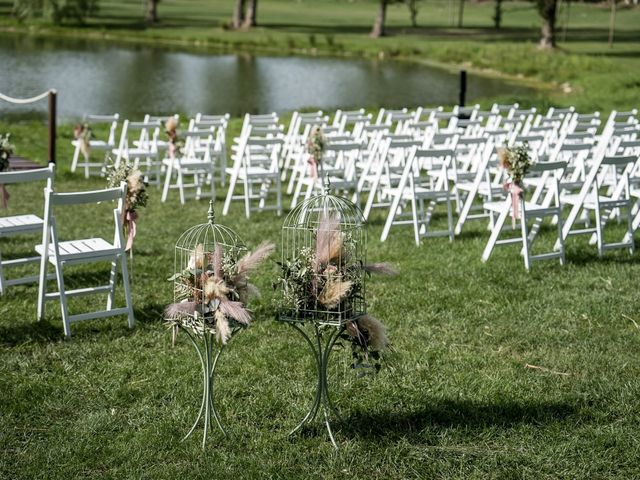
[194,113,230,186]
[223,129,283,218]
[71,114,119,178]
[161,129,217,204]
[36,184,134,338]
[481,161,567,271]
[0,164,55,294]
[112,119,162,186]
[380,146,455,245]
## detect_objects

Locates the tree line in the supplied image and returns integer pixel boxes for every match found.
[11,0,599,50]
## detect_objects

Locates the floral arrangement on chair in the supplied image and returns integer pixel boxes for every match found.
[306,126,326,180]
[105,159,148,251]
[498,143,532,226]
[73,123,93,160]
[0,133,14,208]
[276,214,396,371]
[165,241,274,344]
[165,117,184,159]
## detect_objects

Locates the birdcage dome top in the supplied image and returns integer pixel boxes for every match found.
[175,201,246,251]
[283,192,365,230]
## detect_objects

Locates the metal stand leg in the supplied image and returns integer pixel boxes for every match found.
[288,322,344,449]
[181,327,238,449]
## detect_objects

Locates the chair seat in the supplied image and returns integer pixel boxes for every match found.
[562,192,612,208]
[237,167,279,179]
[484,200,559,216]
[36,237,120,263]
[0,214,43,236]
[73,140,111,149]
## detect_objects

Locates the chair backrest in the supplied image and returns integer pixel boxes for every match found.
[0,163,55,186]
[83,114,119,145]
[42,184,126,250]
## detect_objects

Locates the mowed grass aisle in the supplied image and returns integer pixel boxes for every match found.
[1,125,640,479]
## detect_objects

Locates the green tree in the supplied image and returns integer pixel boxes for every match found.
[493,0,503,29]
[13,0,98,24]
[145,0,158,24]
[232,0,245,29]
[243,0,257,28]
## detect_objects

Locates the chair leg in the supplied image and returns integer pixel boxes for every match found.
[627,201,635,255]
[107,259,118,310]
[223,171,238,216]
[521,215,531,271]
[0,249,5,296]
[53,260,71,338]
[119,253,135,329]
[446,193,454,242]
[243,177,251,219]
[37,252,49,321]
[481,206,509,263]
[71,145,80,173]
[161,161,173,203]
[595,206,604,258]
[178,170,186,205]
[556,209,566,266]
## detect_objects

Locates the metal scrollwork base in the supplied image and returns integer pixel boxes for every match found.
[287,322,345,449]
[181,326,240,449]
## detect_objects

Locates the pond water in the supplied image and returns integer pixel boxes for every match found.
[0,35,531,120]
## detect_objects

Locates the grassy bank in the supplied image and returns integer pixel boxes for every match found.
[1,119,640,479]
[1,0,639,112]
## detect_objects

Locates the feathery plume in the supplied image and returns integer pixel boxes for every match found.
[215,310,232,344]
[212,244,223,278]
[363,262,399,276]
[218,299,252,325]
[236,242,275,276]
[315,215,342,268]
[164,301,196,318]
[318,279,352,309]
[358,315,389,352]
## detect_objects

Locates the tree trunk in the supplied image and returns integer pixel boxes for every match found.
[493,0,503,29]
[243,0,257,28]
[370,0,388,38]
[145,0,158,24]
[538,0,557,49]
[458,0,465,28]
[406,0,418,27]
[232,0,245,29]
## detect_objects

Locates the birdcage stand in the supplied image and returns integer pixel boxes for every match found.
[180,324,240,449]
[286,321,345,449]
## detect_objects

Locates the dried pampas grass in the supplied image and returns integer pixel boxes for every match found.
[318,278,352,309]
[315,215,343,268]
[218,300,251,325]
[204,277,230,301]
[215,310,232,344]
[189,244,205,270]
[358,315,389,352]
[363,262,398,276]
[236,242,275,277]
[164,301,196,319]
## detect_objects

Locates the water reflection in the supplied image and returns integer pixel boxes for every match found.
[0,35,530,120]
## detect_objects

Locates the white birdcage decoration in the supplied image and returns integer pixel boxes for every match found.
[165,201,273,448]
[278,191,367,326]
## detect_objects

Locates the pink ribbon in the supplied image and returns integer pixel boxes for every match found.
[168,142,176,159]
[125,210,137,251]
[307,155,318,180]
[0,184,9,209]
[504,182,523,228]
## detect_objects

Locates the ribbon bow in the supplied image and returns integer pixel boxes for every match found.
[125,210,137,251]
[307,154,319,180]
[503,182,523,228]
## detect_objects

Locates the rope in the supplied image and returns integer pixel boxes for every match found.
[0,89,55,105]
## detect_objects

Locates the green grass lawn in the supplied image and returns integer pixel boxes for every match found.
[1,121,640,478]
[1,0,639,112]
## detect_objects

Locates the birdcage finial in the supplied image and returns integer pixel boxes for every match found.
[207,201,215,224]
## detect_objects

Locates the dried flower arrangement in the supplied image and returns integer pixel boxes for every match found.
[73,123,93,159]
[306,126,326,179]
[498,142,532,187]
[165,241,274,344]
[276,214,396,370]
[0,133,14,208]
[497,143,532,226]
[105,159,148,251]
[165,117,184,159]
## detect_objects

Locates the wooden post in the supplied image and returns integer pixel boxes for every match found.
[48,90,57,164]
[459,70,467,107]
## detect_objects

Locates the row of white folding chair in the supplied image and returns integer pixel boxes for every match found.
[112,119,163,185]
[0,164,134,337]
[188,114,229,187]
